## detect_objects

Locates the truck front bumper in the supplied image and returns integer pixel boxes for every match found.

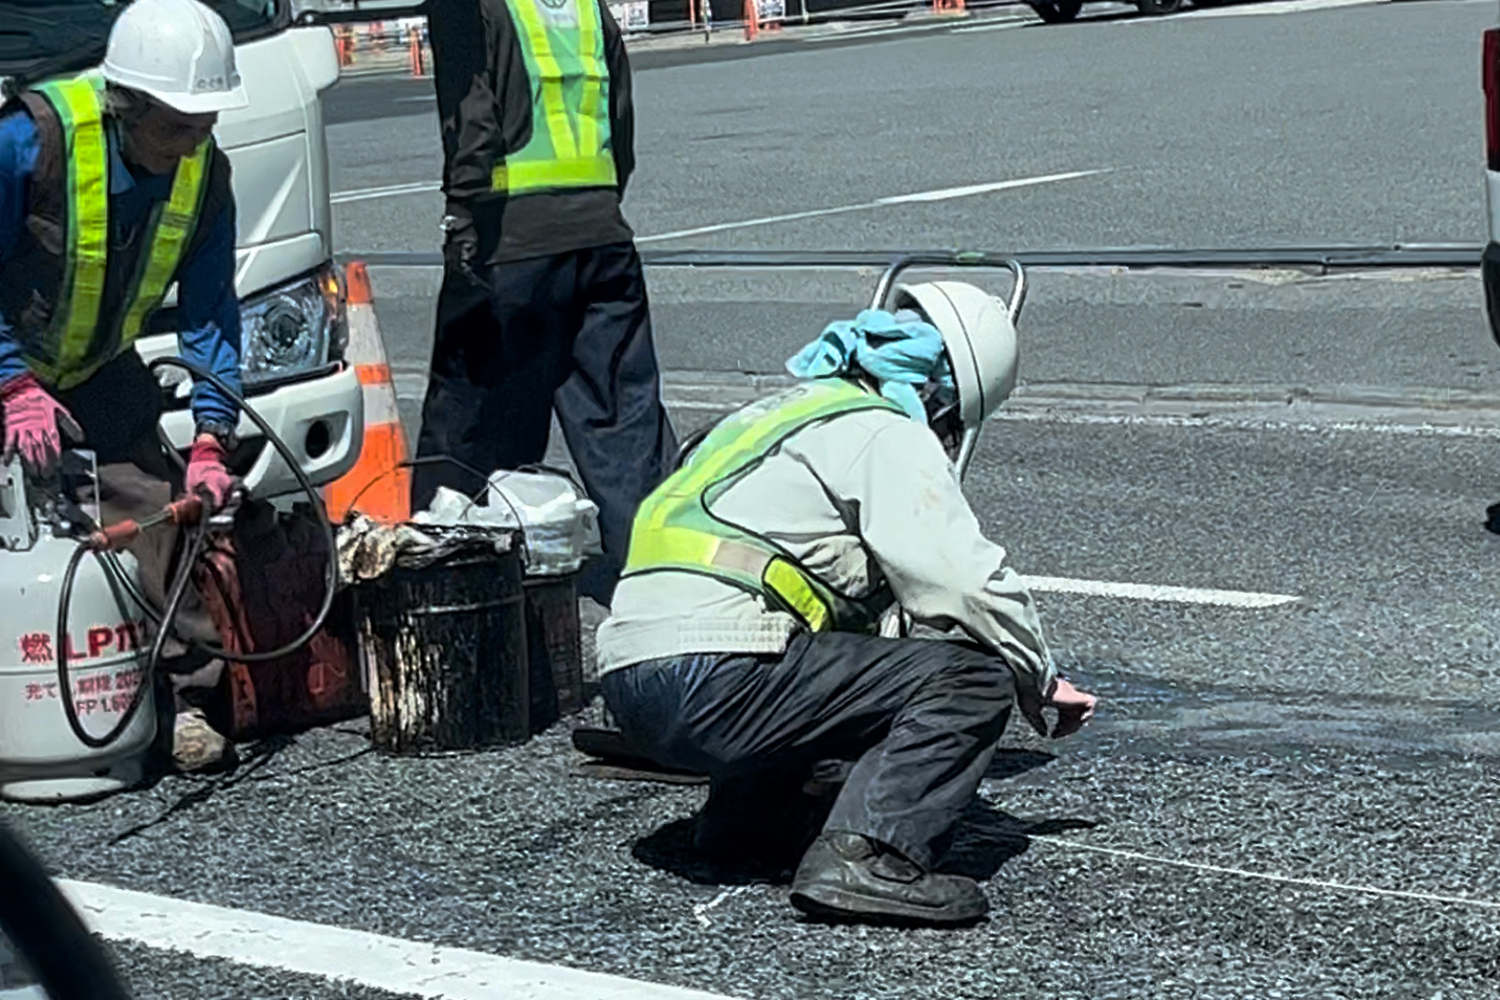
[159,365,366,500]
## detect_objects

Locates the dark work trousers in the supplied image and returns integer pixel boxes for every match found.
[600,631,1016,871]
[411,242,678,607]
[53,353,224,712]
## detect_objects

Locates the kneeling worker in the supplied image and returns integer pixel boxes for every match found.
[596,280,1098,926]
[0,0,248,770]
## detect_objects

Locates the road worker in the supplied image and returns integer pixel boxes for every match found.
[595,281,1099,927]
[0,0,249,772]
[416,0,678,608]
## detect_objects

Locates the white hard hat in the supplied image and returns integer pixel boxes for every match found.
[100,0,250,115]
[891,280,1019,429]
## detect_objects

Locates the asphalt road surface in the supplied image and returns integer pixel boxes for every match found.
[8,1,1500,999]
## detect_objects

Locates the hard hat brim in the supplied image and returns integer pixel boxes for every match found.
[149,83,251,115]
[102,62,252,115]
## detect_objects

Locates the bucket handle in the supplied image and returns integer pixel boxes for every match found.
[340,455,532,566]
[514,462,589,501]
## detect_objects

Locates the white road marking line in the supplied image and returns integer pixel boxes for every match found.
[60,880,742,1000]
[991,407,1500,439]
[1019,575,1299,608]
[802,18,977,41]
[802,26,910,41]
[331,180,441,205]
[1144,0,1383,19]
[636,169,1108,243]
[667,399,757,410]
[952,16,1033,32]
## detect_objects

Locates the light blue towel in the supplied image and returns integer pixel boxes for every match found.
[785,309,954,421]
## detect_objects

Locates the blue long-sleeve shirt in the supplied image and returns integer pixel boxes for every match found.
[0,107,241,427]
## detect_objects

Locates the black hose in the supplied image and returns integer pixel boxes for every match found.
[55,356,342,750]
[143,357,339,665]
[54,545,136,750]
[55,519,211,750]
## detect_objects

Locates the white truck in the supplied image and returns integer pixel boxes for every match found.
[0,0,367,499]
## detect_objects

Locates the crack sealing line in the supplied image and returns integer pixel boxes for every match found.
[1032,836,1500,910]
[693,885,755,927]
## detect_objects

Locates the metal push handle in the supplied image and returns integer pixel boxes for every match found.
[866,252,1028,483]
[867,251,1028,326]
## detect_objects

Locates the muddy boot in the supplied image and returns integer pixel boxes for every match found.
[172,708,236,774]
[789,832,989,927]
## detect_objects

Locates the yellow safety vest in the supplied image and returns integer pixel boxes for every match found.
[491,0,618,196]
[28,74,210,390]
[622,378,904,633]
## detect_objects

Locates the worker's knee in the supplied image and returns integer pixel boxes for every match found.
[924,641,1017,707]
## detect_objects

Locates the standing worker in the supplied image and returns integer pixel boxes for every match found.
[0,0,248,772]
[595,283,1099,927]
[417,0,678,607]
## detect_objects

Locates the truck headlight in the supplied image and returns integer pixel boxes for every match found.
[240,265,347,388]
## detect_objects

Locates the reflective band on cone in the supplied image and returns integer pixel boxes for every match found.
[323,261,412,525]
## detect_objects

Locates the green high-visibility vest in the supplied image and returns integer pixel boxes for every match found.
[491,0,618,196]
[28,74,210,390]
[622,378,906,634]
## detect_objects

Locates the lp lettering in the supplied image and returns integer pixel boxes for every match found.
[17,620,145,664]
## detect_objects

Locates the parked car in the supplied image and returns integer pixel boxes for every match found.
[1027,0,1224,21]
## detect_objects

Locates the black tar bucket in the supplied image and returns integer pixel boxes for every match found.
[354,539,529,754]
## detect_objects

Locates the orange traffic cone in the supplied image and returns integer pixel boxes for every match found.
[335,26,355,67]
[408,30,427,77]
[323,262,412,525]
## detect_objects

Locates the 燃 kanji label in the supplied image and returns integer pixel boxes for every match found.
[19,633,53,665]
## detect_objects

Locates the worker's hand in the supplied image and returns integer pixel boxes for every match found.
[0,372,84,475]
[441,210,487,290]
[185,435,237,512]
[1019,677,1098,739]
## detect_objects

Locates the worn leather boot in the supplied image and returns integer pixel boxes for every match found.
[172,708,236,773]
[789,832,989,926]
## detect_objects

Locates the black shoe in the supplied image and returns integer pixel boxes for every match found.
[789,832,989,927]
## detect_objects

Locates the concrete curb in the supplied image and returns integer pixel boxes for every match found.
[661,371,1500,430]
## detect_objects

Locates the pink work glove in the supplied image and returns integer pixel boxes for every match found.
[0,372,83,474]
[185,437,237,511]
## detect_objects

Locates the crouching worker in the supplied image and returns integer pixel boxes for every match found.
[596,280,1098,927]
[0,0,249,771]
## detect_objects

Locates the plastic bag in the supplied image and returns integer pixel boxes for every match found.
[409,470,601,577]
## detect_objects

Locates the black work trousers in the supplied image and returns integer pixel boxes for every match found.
[600,631,1016,871]
[412,242,678,606]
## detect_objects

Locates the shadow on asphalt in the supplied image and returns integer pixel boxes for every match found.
[104,734,372,846]
[630,746,1089,887]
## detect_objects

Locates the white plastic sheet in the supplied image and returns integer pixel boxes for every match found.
[409,470,601,577]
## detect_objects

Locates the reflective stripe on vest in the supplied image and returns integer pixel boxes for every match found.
[492,0,618,195]
[29,76,210,390]
[622,379,905,633]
